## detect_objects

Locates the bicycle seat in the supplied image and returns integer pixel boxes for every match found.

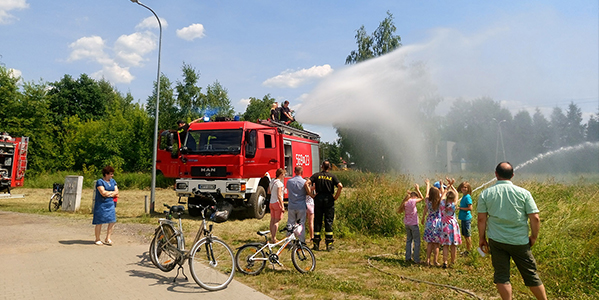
[257,230,270,236]
[170,205,185,213]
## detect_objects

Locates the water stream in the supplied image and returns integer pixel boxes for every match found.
[472,141,599,193]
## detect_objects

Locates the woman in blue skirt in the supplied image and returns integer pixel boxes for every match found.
[93,166,119,245]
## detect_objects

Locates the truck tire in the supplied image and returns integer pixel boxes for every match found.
[247,186,267,219]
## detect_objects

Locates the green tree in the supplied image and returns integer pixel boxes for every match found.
[510,110,535,165]
[345,11,401,65]
[146,74,178,131]
[564,102,585,146]
[340,11,403,172]
[204,80,235,118]
[532,108,551,155]
[549,107,568,148]
[46,74,109,125]
[586,110,599,142]
[241,94,275,122]
[175,62,203,122]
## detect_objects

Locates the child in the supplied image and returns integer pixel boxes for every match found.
[457,181,473,254]
[440,178,462,268]
[397,184,423,264]
[422,179,443,266]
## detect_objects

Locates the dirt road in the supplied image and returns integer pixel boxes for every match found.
[0,211,272,300]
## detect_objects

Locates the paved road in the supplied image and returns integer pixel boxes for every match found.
[0,211,272,300]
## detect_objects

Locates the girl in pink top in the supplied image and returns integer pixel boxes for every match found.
[398,184,424,263]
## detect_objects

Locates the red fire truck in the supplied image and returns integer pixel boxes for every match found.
[0,133,29,194]
[156,119,320,219]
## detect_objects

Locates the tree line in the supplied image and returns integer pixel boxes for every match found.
[336,11,599,173]
[2,11,597,176]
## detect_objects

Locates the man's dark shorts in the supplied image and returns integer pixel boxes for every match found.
[489,239,543,287]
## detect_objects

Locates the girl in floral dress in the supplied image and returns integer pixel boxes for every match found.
[421,179,443,266]
[440,179,461,268]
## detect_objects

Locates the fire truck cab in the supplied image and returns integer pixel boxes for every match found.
[156,119,320,219]
[0,132,28,194]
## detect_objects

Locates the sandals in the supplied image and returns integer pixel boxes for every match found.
[104,239,113,246]
[95,240,103,245]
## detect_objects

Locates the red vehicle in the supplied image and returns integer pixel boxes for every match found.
[0,133,29,194]
[156,119,320,219]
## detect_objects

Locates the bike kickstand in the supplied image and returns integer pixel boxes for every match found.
[173,265,188,282]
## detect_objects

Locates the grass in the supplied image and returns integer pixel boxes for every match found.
[3,170,599,299]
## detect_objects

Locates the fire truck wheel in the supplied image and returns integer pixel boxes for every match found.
[247,186,267,219]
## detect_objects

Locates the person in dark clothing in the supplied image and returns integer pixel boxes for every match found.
[177,118,200,145]
[279,101,294,124]
[304,161,343,251]
[270,102,280,121]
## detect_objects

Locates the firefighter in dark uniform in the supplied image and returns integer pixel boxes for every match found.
[177,118,201,145]
[305,161,343,251]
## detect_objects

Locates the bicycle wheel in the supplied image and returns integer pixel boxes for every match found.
[49,194,62,212]
[149,224,181,272]
[189,237,235,291]
[291,243,316,273]
[235,244,267,275]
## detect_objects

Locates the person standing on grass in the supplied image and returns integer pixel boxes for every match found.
[397,184,423,264]
[478,162,547,300]
[286,166,307,243]
[422,178,443,266]
[457,181,473,254]
[93,166,119,246]
[305,161,343,251]
[268,168,286,243]
[440,178,461,268]
[305,184,315,242]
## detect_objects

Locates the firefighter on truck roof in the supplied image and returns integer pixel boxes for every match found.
[304,161,343,251]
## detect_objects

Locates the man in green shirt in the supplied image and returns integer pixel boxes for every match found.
[477,162,547,300]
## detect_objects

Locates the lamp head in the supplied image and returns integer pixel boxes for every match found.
[130,0,139,3]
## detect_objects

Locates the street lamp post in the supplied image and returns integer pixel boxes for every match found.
[493,118,507,162]
[130,0,162,212]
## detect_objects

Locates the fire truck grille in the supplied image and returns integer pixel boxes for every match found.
[190,166,227,177]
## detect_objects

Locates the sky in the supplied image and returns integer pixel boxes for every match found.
[1,0,598,143]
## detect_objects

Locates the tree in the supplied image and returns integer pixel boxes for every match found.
[549,107,568,148]
[340,11,403,172]
[345,11,401,65]
[47,74,109,125]
[241,94,275,122]
[564,102,585,146]
[146,74,178,131]
[204,80,235,118]
[175,62,203,122]
[511,110,535,165]
[532,108,551,154]
[586,110,599,142]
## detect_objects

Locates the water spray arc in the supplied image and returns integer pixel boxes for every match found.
[472,141,599,193]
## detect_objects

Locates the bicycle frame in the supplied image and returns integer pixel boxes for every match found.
[248,228,301,264]
[155,205,211,257]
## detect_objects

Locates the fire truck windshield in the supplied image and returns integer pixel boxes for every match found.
[184,129,242,155]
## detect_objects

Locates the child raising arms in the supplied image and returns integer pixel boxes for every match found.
[457,181,473,254]
[397,184,424,264]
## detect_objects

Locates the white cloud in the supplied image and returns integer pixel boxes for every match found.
[238,98,251,107]
[263,64,333,88]
[0,0,28,24]
[8,68,21,79]
[114,32,156,66]
[135,16,168,30]
[92,63,134,84]
[67,36,108,62]
[176,23,206,41]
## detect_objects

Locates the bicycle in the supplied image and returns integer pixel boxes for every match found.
[148,198,235,291]
[48,183,64,212]
[235,222,316,275]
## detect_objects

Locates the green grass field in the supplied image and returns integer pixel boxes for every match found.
[4,170,598,299]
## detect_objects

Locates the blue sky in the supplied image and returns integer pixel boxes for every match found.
[1,0,597,142]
